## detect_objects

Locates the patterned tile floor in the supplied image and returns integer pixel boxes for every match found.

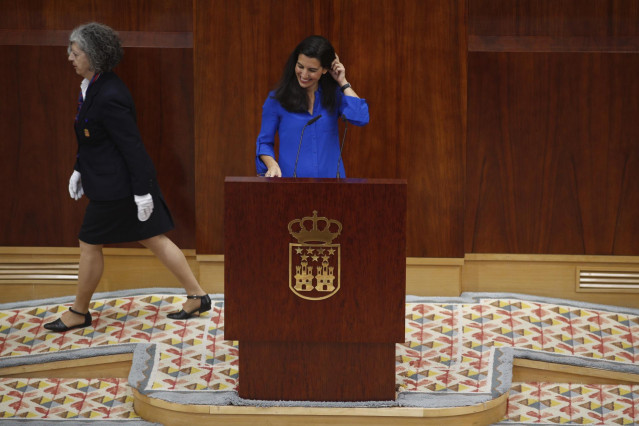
[501,382,639,425]
[1,378,138,420]
[1,294,638,423]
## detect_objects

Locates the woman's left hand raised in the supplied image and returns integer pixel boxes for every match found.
[329,54,347,86]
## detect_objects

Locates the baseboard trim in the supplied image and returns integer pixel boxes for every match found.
[462,253,639,308]
[0,247,199,303]
[2,248,638,308]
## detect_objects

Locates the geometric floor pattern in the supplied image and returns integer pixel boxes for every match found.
[0,377,138,420]
[1,293,638,423]
[499,382,639,425]
[3,378,638,424]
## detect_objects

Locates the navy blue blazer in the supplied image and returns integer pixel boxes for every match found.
[74,72,156,201]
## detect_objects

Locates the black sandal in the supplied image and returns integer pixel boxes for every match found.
[167,294,212,320]
[43,307,93,332]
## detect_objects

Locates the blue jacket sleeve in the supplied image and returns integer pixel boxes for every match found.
[338,95,369,126]
[255,94,281,174]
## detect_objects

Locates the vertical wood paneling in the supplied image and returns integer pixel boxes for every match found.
[195,0,466,257]
[336,0,466,257]
[467,0,639,255]
[0,45,84,246]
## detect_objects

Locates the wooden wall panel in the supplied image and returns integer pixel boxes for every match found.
[466,0,639,255]
[0,0,195,248]
[466,52,639,254]
[195,0,466,257]
[0,45,83,247]
[7,1,634,259]
[337,1,466,258]
[469,0,639,37]
[468,0,639,53]
[0,0,192,31]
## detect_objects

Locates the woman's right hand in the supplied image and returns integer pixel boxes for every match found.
[264,163,282,178]
[260,155,282,177]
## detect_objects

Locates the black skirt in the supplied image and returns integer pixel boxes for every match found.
[78,185,174,245]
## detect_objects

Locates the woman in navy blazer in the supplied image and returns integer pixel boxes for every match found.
[44,22,210,332]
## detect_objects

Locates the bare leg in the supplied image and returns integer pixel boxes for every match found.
[59,240,104,327]
[139,234,206,312]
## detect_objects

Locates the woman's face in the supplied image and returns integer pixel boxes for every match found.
[68,42,93,79]
[295,54,327,92]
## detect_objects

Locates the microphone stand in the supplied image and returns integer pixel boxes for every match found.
[336,116,348,178]
[293,115,321,178]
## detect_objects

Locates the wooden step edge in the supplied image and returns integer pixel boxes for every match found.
[513,358,639,385]
[132,387,508,421]
[0,353,133,379]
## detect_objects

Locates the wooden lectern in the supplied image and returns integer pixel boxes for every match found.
[224,177,406,401]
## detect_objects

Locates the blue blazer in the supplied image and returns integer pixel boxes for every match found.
[74,72,156,201]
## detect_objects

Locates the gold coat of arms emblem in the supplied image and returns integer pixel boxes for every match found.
[288,211,342,301]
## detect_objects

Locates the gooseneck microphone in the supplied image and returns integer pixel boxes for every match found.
[336,115,348,178]
[293,115,321,177]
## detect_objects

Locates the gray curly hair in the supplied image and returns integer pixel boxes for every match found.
[68,22,123,73]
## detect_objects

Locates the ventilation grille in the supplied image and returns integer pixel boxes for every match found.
[577,268,639,292]
[0,263,79,282]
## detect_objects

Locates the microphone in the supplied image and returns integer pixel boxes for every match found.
[293,115,321,177]
[336,115,348,178]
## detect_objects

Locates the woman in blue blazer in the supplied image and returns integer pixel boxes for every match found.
[44,22,210,332]
[256,35,369,178]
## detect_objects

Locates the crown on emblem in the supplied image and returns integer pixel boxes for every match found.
[288,210,342,244]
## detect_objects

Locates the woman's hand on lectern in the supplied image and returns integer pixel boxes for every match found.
[260,155,282,178]
[264,164,282,178]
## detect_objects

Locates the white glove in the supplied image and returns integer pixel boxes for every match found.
[134,194,154,222]
[68,170,84,200]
